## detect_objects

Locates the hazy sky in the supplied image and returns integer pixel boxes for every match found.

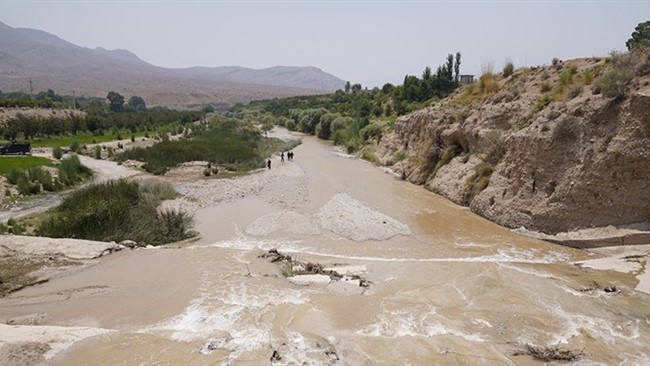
[1,0,648,86]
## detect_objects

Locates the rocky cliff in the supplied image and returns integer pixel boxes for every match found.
[377,51,650,234]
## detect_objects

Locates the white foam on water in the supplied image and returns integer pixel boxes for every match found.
[357,305,484,342]
[497,263,554,279]
[204,235,567,266]
[619,353,650,366]
[545,303,641,345]
[142,272,309,365]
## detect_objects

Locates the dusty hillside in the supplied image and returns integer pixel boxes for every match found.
[0,21,344,108]
[377,51,650,234]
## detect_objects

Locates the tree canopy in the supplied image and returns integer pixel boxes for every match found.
[626,20,650,51]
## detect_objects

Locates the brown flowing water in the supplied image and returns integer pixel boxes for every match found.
[1,135,649,365]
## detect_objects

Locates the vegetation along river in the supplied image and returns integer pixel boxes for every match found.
[1,132,649,365]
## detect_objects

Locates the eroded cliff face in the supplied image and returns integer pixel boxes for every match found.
[377,53,650,234]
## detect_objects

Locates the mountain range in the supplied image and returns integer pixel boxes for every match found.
[0,21,345,108]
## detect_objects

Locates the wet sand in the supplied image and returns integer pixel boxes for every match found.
[1,130,650,365]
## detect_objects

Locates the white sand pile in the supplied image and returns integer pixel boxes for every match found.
[578,244,650,294]
[316,193,411,242]
[0,235,121,260]
[0,324,113,362]
[162,157,308,214]
[245,211,320,236]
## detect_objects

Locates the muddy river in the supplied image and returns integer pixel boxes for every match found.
[1,134,649,365]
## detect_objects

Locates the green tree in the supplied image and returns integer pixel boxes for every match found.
[127,96,146,111]
[344,81,351,93]
[106,91,125,112]
[351,83,363,94]
[627,20,650,50]
[454,52,461,83]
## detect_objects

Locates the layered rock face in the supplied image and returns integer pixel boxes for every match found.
[377,53,650,234]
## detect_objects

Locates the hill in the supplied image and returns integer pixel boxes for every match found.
[0,21,345,108]
[377,51,650,235]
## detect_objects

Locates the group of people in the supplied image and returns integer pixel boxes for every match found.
[280,151,294,162]
[267,150,295,169]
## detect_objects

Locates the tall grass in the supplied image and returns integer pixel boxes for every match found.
[36,180,193,245]
[118,119,279,175]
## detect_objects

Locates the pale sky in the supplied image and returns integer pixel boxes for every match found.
[1,0,648,87]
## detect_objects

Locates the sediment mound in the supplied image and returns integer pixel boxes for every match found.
[316,193,411,241]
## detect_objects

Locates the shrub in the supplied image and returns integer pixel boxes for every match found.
[595,68,634,98]
[4,188,10,197]
[53,146,63,160]
[478,73,500,94]
[58,154,92,186]
[553,117,580,142]
[17,177,40,195]
[433,144,462,176]
[203,168,212,177]
[360,124,383,141]
[540,82,551,92]
[534,95,553,112]
[131,134,136,142]
[582,69,595,84]
[480,130,506,165]
[462,162,494,205]
[503,62,515,77]
[37,180,191,245]
[567,85,583,100]
[70,141,80,153]
[94,145,102,159]
[559,70,574,86]
[6,168,27,185]
[552,57,561,66]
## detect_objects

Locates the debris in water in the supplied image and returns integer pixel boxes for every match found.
[513,344,584,362]
[577,281,622,294]
[270,349,282,362]
[259,249,371,288]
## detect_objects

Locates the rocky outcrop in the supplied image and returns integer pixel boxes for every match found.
[377,53,650,234]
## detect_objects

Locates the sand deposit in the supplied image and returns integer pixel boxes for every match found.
[316,192,411,241]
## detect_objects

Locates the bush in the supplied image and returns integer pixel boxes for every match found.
[37,180,191,245]
[203,168,212,177]
[480,130,506,165]
[6,168,27,185]
[595,68,634,98]
[17,177,40,195]
[359,124,383,141]
[94,145,102,159]
[478,73,500,94]
[58,154,92,186]
[503,62,514,77]
[462,162,494,205]
[534,95,553,112]
[53,146,63,160]
[567,85,583,100]
[70,141,80,153]
[131,134,136,142]
[540,82,551,92]
[553,117,580,142]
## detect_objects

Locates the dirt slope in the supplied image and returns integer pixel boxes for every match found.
[377,51,650,234]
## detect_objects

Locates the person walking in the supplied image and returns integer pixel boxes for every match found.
[281,152,284,162]
[267,158,271,169]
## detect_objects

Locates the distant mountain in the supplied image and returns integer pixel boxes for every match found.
[0,21,345,108]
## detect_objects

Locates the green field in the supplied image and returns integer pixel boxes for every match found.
[29,130,148,148]
[0,156,53,175]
